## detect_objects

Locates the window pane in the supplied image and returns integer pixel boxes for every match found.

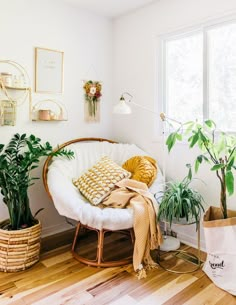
[165,33,203,123]
[208,23,236,131]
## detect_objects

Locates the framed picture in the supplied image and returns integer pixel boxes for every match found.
[35,47,64,93]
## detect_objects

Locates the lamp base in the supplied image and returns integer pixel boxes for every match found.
[160,235,180,252]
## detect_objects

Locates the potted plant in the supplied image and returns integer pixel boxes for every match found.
[164,118,236,295]
[0,133,73,272]
[157,166,204,229]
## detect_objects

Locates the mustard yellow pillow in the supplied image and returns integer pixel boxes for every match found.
[122,156,157,187]
[73,156,131,205]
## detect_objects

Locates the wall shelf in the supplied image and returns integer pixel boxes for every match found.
[0,84,30,91]
[0,60,32,126]
[32,118,67,122]
[31,99,68,122]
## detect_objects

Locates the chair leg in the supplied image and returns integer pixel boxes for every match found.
[71,223,133,267]
[97,229,104,265]
[72,222,81,251]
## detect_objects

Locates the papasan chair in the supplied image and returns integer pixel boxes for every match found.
[43,137,164,267]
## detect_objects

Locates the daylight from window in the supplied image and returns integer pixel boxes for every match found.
[166,33,203,123]
[208,23,236,131]
[162,20,236,131]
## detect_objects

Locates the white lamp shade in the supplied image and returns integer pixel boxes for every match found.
[113,100,132,114]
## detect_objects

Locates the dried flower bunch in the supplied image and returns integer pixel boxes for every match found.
[83,80,102,117]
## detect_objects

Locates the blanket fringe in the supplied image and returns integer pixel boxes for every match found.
[146,262,158,270]
[136,262,158,279]
[137,268,147,280]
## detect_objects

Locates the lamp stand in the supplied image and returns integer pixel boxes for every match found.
[159,222,180,251]
[113,97,182,252]
[160,113,180,252]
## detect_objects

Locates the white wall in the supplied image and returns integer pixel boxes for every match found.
[112,0,236,249]
[0,0,113,236]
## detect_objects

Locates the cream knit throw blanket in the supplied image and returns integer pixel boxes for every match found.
[102,179,163,279]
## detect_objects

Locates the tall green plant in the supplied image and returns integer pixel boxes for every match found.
[0,133,74,230]
[165,119,236,219]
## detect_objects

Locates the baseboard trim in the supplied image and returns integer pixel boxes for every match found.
[41,222,207,255]
[159,222,206,252]
[177,231,206,252]
[41,220,76,238]
[41,227,75,253]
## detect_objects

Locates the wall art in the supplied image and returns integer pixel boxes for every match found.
[35,47,64,93]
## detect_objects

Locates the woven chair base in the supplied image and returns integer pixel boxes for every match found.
[71,222,134,267]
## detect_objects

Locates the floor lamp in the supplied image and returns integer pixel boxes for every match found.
[113,92,180,251]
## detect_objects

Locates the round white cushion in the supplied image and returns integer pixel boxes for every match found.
[47,141,164,231]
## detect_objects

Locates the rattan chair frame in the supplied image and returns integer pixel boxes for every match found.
[42,137,134,267]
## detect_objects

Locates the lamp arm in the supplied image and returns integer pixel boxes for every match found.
[159,112,182,125]
[122,96,181,125]
[121,92,133,101]
[115,92,182,128]
[126,101,182,127]
[127,100,159,115]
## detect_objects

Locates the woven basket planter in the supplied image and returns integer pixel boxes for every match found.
[0,219,41,272]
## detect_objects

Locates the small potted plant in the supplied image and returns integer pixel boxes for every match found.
[157,166,204,229]
[0,133,73,272]
[164,118,236,295]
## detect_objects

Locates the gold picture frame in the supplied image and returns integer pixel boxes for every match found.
[35,47,64,93]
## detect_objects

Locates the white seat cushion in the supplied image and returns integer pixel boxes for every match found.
[47,141,164,230]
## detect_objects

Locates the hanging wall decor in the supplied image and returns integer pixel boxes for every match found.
[83,80,102,122]
[0,100,16,126]
[0,60,31,126]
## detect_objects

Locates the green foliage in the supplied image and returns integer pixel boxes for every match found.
[0,133,74,230]
[157,169,204,229]
[165,119,236,218]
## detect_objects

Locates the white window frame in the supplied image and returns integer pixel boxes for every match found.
[158,15,236,134]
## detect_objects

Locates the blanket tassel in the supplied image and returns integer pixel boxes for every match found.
[137,268,147,280]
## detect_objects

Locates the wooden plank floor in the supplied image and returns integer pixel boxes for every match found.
[0,233,236,305]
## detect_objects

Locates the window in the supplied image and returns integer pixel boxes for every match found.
[160,19,236,132]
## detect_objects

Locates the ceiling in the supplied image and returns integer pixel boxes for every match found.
[63,0,157,18]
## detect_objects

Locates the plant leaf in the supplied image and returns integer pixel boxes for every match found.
[176,133,182,141]
[34,208,44,218]
[166,133,177,152]
[189,133,199,148]
[227,156,234,170]
[184,121,195,135]
[187,166,192,181]
[205,119,216,129]
[195,159,200,173]
[226,170,234,196]
[195,155,204,172]
[211,164,225,171]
